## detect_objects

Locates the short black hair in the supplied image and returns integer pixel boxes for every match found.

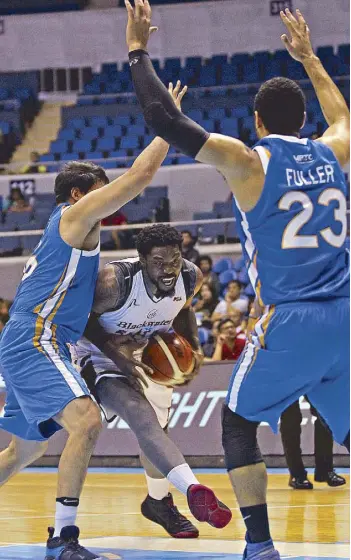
[136,224,182,257]
[254,77,306,135]
[228,280,242,289]
[218,318,236,332]
[198,255,213,267]
[181,230,194,238]
[54,161,109,204]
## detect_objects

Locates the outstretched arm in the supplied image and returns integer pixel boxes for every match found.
[281,8,350,165]
[62,81,187,247]
[125,0,259,182]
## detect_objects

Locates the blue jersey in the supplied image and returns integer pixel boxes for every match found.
[232,134,349,306]
[10,204,99,342]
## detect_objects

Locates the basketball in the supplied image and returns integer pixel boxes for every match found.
[142,332,195,386]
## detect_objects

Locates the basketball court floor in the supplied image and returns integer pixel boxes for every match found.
[0,468,349,560]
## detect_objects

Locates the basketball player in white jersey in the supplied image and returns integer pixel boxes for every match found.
[72,224,232,536]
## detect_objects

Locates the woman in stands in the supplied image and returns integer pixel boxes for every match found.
[193,282,219,329]
[4,187,32,213]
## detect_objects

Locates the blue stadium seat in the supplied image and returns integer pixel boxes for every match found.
[238,269,249,284]
[241,116,255,131]
[126,125,145,137]
[35,194,55,207]
[0,88,10,101]
[162,156,176,166]
[219,269,238,286]
[220,63,239,85]
[226,221,238,238]
[187,109,204,122]
[198,66,217,87]
[186,56,202,68]
[61,152,79,161]
[164,58,181,72]
[103,160,117,169]
[111,115,132,127]
[96,137,116,151]
[301,123,317,138]
[72,139,92,152]
[286,59,307,79]
[253,51,271,64]
[104,125,123,138]
[142,134,155,147]
[0,121,10,134]
[232,106,250,119]
[213,202,233,218]
[109,149,129,158]
[145,186,168,199]
[207,107,226,120]
[219,118,239,137]
[77,97,95,106]
[230,53,250,66]
[338,43,350,64]
[316,46,334,60]
[89,116,109,128]
[242,62,260,83]
[233,256,246,272]
[263,59,283,80]
[99,96,118,105]
[211,54,228,66]
[51,139,68,153]
[101,63,118,75]
[273,49,290,61]
[120,137,140,149]
[66,118,86,129]
[213,258,233,275]
[5,211,33,229]
[199,119,216,133]
[58,128,76,141]
[85,151,104,160]
[39,153,55,163]
[198,327,210,345]
[105,81,123,94]
[80,126,100,139]
[199,223,226,239]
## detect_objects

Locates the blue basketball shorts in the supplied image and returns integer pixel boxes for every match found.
[0,313,90,441]
[226,298,350,444]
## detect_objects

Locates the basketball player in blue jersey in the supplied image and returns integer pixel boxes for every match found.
[0,83,187,560]
[125,3,350,558]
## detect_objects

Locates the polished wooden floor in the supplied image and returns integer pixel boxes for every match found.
[0,471,349,546]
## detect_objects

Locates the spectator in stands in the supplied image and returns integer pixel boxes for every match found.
[181,230,199,263]
[101,209,127,249]
[211,316,246,361]
[203,319,220,360]
[193,282,219,328]
[0,299,10,328]
[212,280,249,321]
[20,151,47,174]
[3,188,32,213]
[197,255,220,296]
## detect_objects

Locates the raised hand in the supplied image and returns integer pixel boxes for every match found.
[168,80,188,111]
[280,8,315,63]
[125,0,157,52]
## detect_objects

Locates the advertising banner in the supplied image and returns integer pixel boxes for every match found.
[0,362,347,462]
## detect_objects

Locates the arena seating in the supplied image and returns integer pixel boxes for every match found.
[0,0,87,15]
[37,44,349,171]
[0,72,40,163]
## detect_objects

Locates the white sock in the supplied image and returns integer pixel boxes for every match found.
[167,464,200,496]
[145,474,170,500]
[53,501,78,538]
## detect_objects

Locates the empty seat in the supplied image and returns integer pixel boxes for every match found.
[207,107,226,120]
[219,118,239,137]
[232,106,250,119]
[111,115,132,127]
[126,125,145,137]
[241,116,255,131]
[226,221,238,239]
[142,134,155,147]
[220,63,239,85]
[39,153,55,163]
[199,119,216,133]
[177,156,195,165]
[104,125,123,137]
[89,116,109,127]
[66,118,86,129]
[51,140,68,154]
[120,137,140,149]
[242,61,260,83]
[316,46,334,60]
[145,186,168,199]
[187,109,204,122]
[80,126,100,140]
[193,211,215,221]
[301,123,317,138]
[61,152,80,161]
[58,128,76,141]
[85,151,104,160]
[286,59,307,79]
[77,97,95,106]
[72,139,92,152]
[230,53,250,66]
[338,43,350,64]
[219,269,238,286]
[213,258,233,274]
[210,54,228,66]
[96,137,116,151]
[198,66,217,87]
[263,59,282,80]
[199,222,226,239]
[103,160,117,169]
[109,149,129,158]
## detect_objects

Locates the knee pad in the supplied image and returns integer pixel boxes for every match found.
[222,404,263,471]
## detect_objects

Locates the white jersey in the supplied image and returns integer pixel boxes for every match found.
[72,257,196,375]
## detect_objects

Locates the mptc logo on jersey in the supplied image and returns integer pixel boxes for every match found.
[293,154,314,164]
[147,309,157,319]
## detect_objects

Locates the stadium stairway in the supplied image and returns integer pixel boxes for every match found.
[10,101,73,169]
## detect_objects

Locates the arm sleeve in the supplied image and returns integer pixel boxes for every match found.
[129,50,210,158]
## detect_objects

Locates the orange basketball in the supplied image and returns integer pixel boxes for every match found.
[142,332,195,386]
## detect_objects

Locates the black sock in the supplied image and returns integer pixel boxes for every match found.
[240,503,271,543]
[343,431,350,452]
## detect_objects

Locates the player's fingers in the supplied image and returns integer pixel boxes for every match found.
[168,82,174,94]
[285,7,298,25]
[135,0,143,21]
[144,0,152,19]
[124,0,134,17]
[296,8,306,26]
[178,85,188,101]
[280,10,294,34]
[281,33,292,49]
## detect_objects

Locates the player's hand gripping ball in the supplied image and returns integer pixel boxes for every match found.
[142,332,196,387]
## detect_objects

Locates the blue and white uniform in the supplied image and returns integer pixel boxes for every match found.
[0,204,99,440]
[227,134,349,443]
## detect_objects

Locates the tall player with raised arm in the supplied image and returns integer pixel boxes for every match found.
[0,83,187,560]
[125,3,350,558]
